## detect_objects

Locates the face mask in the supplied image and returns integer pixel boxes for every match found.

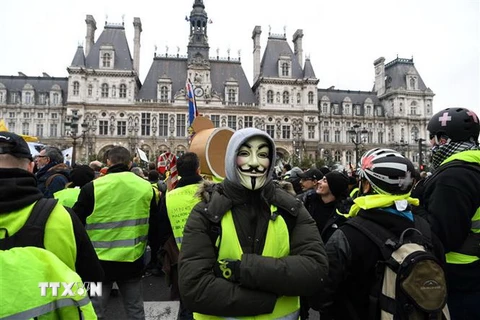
[236,136,270,190]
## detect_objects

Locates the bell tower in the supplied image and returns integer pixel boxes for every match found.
[187,0,210,64]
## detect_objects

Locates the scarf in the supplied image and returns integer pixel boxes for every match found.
[431,140,479,169]
[341,193,419,218]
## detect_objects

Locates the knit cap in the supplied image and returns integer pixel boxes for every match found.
[325,172,349,198]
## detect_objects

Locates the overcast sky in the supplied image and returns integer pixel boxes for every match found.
[0,0,478,115]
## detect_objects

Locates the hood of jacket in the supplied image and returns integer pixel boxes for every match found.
[0,168,43,213]
[224,128,276,187]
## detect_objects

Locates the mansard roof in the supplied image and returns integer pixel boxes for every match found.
[138,57,256,104]
[259,35,304,78]
[303,58,316,78]
[85,24,134,70]
[318,88,382,106]
[0,75,68,103]
[71,46,86,67]
[384,57,427,91]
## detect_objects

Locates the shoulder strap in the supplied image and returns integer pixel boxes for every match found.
[45,173,67,188]
[346,216,397,260]
[412,215,433,247]
[425,160,480,189]
[0,198,58,250]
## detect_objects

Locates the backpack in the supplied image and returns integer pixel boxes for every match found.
[346,216,450,320]
[0,199,96,319]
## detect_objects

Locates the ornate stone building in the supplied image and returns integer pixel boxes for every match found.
[0,0,434,168]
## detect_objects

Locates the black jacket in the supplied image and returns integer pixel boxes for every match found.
[178,179,328,317]
[72,164,160,281]
[413,154,480,293]
[0,168,103,282]
[36,162,70,198]
[309,208,445,320]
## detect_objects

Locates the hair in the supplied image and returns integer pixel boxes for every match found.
[177,152,200,177]
[89,160,103,172]
[107,146,131,166]
[148,170,160,182]
[131,166,145,178]
[283,164,292,171]
[42,146,64,164]
[148,162,157,171]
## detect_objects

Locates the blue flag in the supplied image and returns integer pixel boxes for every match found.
[186,79,198,127]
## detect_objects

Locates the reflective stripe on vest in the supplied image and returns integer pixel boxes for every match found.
[0,247,97,320]
[165,184,201,249]
[194,205,300,320]
[87,172,152,262]
[54,188,81,208]
[441,153,480,265]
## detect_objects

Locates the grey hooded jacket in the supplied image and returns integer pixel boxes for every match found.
[178,128,328,317]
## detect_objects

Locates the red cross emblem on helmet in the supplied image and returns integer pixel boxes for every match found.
[361,155,375,170]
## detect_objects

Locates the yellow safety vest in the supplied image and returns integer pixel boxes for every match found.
[86,172,153,262]
[0,246,97,319]
[54,188,81,208]
[194,206,300,320]
[165,184,201,249]
[440,150,480,265]
[0,201,78,271]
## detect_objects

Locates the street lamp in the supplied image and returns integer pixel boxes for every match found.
[347,124,368,168]
[415,138,426,171]
[65,114,88,167]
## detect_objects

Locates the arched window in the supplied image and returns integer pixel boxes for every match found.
[308,91,314,104]
[281,63,289,76]
[282,91,289,104]
[334,151,342,162]
[88,84,93,96]
[102,53,111,68]
[73,81,79,96]
[323,130,330,142]
[160,86,168,101]
[346,150,353,164]
[410,101,417,115]
[119,84,127,98]
[267,90,274,103]
[101,83,109,98]
[228,89,236,103]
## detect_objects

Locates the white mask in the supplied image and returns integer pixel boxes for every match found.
[236,136,270,190]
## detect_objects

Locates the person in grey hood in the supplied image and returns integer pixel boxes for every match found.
[178,128,328,319]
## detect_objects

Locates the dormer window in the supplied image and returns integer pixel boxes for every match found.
[100,45,115,69]
[102,53,111,67]
[278,54,292,78]
[227,89,236,103]
[409,76,417,90]
[160,86,168,101]
[157,78,172,102]
[281,63,289,76]
[225,78,239,104]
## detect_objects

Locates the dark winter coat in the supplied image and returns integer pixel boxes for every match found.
[309,208,445,320]
[36,162,70,198]
[178,179,329,317]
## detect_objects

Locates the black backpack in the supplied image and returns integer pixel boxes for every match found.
[346,216,450,320]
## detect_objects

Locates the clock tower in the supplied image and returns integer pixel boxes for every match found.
[186,0,212,99]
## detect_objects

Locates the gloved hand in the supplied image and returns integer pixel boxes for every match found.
[213,259,241,282]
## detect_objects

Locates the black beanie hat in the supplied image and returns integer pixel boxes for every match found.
[70,165,95,188]
[325,172,349,198]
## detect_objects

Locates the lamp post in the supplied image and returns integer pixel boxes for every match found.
[415,138,426,171]
[65,114,88,167]
[347,124,368,168]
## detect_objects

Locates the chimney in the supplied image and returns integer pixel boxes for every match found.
[252,26,262,83]
[292,29,304,67]
[133,17,142,76]
[85,15,97,57]
[42,72,51,77]
[373,57,386,96]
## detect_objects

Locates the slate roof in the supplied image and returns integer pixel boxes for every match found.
[303,58,316,78]
[85,25,134,70]
[259,36,304,78]
[71,46,85,67]
[138,57,256,104]
[384,58,427,91]
[0,75,68,104]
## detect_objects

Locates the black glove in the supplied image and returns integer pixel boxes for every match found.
[213,259,241,282]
